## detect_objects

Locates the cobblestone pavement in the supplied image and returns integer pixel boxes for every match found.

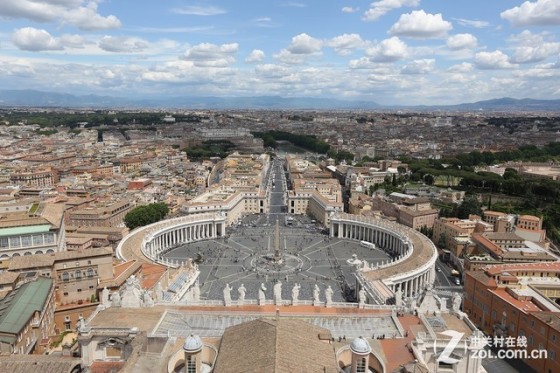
[163,225,392,302]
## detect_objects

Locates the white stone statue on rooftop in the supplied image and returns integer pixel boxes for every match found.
[273,282,282,305]
[111,291,121,307]
[291,283,300,305]
[452,293,462,312]
[258,283,267,305]
[223,283,232,306]
[395,287,403,307]
[358,288,366,306]
[101,287,110,307]
[313,284,321,305]
[238,284,246,304]
[325,286,333,307]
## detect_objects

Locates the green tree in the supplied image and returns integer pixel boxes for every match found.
[456,196,482,219]
[424,174,434,185]
[124,203,169,230]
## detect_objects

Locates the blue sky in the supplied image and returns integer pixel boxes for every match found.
[0,0,559,105]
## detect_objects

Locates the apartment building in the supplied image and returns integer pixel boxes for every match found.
[0,277,55,355]
[0,203,66,259]
[67,199,133,228]
[464,263,560,373]
[8,247,114,306]
[433,216,493,255]
[9,167,59,187]
[349,193,438,230]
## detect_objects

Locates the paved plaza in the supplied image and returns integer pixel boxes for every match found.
[162,222,392,303]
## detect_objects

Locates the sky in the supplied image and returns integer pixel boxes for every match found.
[0,0,559,105]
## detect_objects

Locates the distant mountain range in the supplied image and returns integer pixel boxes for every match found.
[0,89,559,111]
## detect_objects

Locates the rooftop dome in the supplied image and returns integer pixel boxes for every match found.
[350,336,372,355]
[183,334,203,353]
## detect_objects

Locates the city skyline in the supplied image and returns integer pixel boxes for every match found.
[0,0,559,105]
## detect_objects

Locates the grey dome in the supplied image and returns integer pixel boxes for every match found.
[350,336,372,355]
[183,334,203,353]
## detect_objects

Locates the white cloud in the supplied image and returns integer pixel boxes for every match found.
[59,34,85,49]
[99,36,150,53]
[327,34,367,56]
[501,0,560,27]
[287,33,323,54]
[342,7,359,13]
[365,36,408,62]
[0,0,121,30]
[453,18,490,28]
[171,5,226,16]
[447,34,478,50]
[245,49,265,63]
[474,50,518,69]
[363,0,419,22]
[447,62,474,73]
[12,27,62,51]
[254,64,290,78]
[183,42,239,67]
[401,59,435,74]
[389,10,452,38]
[509,30,560,64]
[62,3,121,30]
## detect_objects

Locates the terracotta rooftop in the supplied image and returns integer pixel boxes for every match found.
[213,318,337,373]
[484,262,560,276]
[490,288,542,313]
[0,355,81,373]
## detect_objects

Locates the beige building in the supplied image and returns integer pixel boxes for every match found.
[0,203,66,259]
[53,247,114,305]
[433,216,493,255]
[67,199,133,228]
[349,194,438,230]
[9,167,59,187]
[8,247,114,306]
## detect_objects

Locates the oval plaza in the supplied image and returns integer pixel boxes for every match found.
[119,210,437,306]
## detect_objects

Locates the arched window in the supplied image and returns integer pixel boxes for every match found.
[357,357,367,373]
[186,355,197,373]
[75,270,82,280]
[62,272,69,281]
[87,268,94,278]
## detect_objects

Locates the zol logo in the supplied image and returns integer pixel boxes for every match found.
[435,330,466,364]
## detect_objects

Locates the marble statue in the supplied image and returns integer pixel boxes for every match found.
[325,285,333,307]
[358,288,366,306]
[143,290,154,307]
[223,283,232,306]
[395,287,403,307]
[273,282,282,305]
[111,291,121,307]
[121,275,142,308]
[258,283,267,305]
[101,287,110,307]
[452,293,462,312]
[291,283,300,305]
[77,316,86,332]
[238,284,246,303]
[313,284,321,304]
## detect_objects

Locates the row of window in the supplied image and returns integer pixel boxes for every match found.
[0,233,55,248]
[60,268,96,281]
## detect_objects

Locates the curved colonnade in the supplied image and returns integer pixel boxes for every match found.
[330,213,438,303]
[116,212,226,267]
[117,211,437,306]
